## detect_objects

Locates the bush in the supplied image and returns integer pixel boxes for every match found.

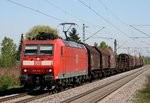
[0,76,13,91]
[0,55,16,68]
[0,76,20,91]
[0,67,20,91]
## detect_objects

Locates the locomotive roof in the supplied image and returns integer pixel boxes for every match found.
[23,39,62,44]
[63,40,85,49]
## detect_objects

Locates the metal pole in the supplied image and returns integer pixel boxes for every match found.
[114,39,117,54]
[83,24,85,43]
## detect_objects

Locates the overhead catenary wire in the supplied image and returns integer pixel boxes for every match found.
[97,0,147,48]
[78,0,130,38]
[44,0,105,41]
[98,0,150,50]
[84,27,105,41]
[129,25,150,38]
[44,0,102,28]
[45,0,108,42]
[130,37,150,39]
[8,0,65,22]
[78,0,145,52]
[140,41,150,46]
[92,36,113,40]
[97,0,129,26]
[131,25,150,26]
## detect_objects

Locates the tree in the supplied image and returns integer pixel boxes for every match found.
[99,41,112,51]
[16,34,24,61]
[69,28,80,42]
[94,41,112,51]
[0,37,17,67]
[1,37,16,55]
[94,42,98,47]
[99,41,107,48]
[26,25,58,40]
[32,32,60,40]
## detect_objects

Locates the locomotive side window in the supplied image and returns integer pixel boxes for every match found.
[39,44,53,55]
[24,44,38,55]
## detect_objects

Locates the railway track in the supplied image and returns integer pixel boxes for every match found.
[0,92,27,103]
[60,66,147,103]
[0,90,53,103]
[0,66,147,103]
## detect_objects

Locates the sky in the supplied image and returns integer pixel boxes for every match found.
[0,0,150,56]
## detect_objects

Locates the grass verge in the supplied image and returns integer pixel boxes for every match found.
[134,76,150,103]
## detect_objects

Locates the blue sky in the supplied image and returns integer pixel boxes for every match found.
[0,0,150,56]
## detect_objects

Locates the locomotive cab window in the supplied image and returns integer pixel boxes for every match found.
[24,44,38,55]
[39,44,53,55]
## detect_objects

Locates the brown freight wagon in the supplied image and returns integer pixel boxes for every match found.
[118,53,130,71]
[128,55,135,69]
[82,44,100,71]
[94,47,109,69]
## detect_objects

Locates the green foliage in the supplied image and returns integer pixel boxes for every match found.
[69,28,80,42]
[1,37,16,55]
[32,32,60,40]
[16,34,24,61]
[0,76,12,91]
[143,56,150,65]
[0,37,17,67]
[26,25,58,40]
[0,75,19,91]
[99,41,112,51]
[94,42,98,47]
[0,55,16,67]
[94,41,113,51]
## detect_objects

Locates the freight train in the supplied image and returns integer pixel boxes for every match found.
[20,37,143,90]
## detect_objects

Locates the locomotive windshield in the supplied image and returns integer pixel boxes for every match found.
[24,44,38,55]
[39,44,53,55]
[24,44,53,56]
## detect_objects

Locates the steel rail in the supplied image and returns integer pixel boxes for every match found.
[0,92,27,103]
[60,67,147,103]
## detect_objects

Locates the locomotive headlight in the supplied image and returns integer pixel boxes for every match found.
[23,69,30,73]
[46,68,53,73]
[23,69,28,73]
[48,69,52,72]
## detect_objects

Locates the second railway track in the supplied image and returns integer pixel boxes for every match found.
[60,66,148,103]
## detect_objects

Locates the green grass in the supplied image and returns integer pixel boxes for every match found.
[134,76,150,103]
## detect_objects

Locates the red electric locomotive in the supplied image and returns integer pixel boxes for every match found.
[20,38,88,90]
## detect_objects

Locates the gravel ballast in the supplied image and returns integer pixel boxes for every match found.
[30,65,149,103]
[99,65,150,103]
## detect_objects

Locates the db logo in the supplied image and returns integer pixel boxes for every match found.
[34,61,41,65]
